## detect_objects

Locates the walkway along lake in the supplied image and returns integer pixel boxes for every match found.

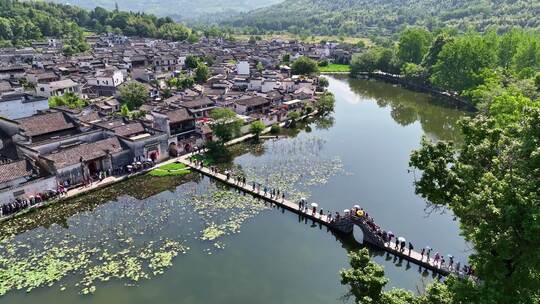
[0,75,470,304]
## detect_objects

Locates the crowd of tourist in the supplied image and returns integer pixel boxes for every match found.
[0,190,61,218]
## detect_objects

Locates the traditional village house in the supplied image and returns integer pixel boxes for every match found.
[0,92,49,120]
[35,79,81,98]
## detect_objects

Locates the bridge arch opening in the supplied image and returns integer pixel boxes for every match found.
[352,225,365,244]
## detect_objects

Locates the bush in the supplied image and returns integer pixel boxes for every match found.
[270,124,281,134]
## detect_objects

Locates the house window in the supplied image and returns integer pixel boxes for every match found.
[40,87,44,92]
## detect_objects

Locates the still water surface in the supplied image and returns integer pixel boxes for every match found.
[1,76,469,303]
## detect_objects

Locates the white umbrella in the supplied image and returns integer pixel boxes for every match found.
[397,237,406,243]
[300,197,307,201]
[344,209,350,213]
[310,203,318,208]
[353,205,360,209]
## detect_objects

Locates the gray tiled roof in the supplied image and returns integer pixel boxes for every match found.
[44,137,124,169]
[16,112,75,137]
[0,160,32,184]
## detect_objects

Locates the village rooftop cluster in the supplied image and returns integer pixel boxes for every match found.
[0,34,353,209]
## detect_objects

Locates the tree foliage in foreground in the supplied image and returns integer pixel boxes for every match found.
[408,107,540,303]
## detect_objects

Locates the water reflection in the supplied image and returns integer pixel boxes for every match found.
[342,76,467,142]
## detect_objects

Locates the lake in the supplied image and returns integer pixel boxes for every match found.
[0,75,469,303]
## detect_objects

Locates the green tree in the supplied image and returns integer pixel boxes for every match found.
[157,23,190,41]
[431,32,498,91]
[120,103,130,117]
[249,120,265,140]
[351,47,400,74]
[489,92,539,126]
[209,108,242,142]
[256,62,264,73]
[401,62,426,81]
[315,92,335,114]
[282,54,290,63]
[340,248,389,303]
[498,28,524,68]
[248,35,257,45]
[397,27,432,64]
[512,36,540,76]
[48,92,87,109]
[291,56,319,75]
[195,62,209,84]
[118,82,148,110]
[187,33,199,44]
[421,33,453,75]
[318,77,329,88]
[185,55,199,69]
[409,108,540,303]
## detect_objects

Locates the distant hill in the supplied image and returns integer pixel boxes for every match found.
[47,0,284,20]
[221,0,540,36]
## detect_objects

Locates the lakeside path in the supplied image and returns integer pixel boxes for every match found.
[0,111,317,223]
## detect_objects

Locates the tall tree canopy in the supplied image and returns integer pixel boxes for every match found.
[118,82,148,110]
[397,27,432,64]
[409,107,540,303]
[291,56,319,75]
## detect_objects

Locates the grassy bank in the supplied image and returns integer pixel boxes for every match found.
[319,64,351,73]
[149,162,190,177]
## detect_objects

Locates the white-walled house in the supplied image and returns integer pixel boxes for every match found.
[0,93,49,120]
[237,61,250,75]
[87,68,125,96]
[92,68,124,88]
[261,79,277,93]
[248,77,262,91]
[36,79,81,98]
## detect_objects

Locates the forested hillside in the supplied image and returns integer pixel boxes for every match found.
[0,0,194,51]
[46,0,283,21]
[223,0,540,36]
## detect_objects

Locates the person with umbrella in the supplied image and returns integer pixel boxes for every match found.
[398,237,406,252]
[387,231,394,245]
[311,203,318,216]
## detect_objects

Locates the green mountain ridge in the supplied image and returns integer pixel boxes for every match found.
[221,0,540,36]
[47,0,283,20]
